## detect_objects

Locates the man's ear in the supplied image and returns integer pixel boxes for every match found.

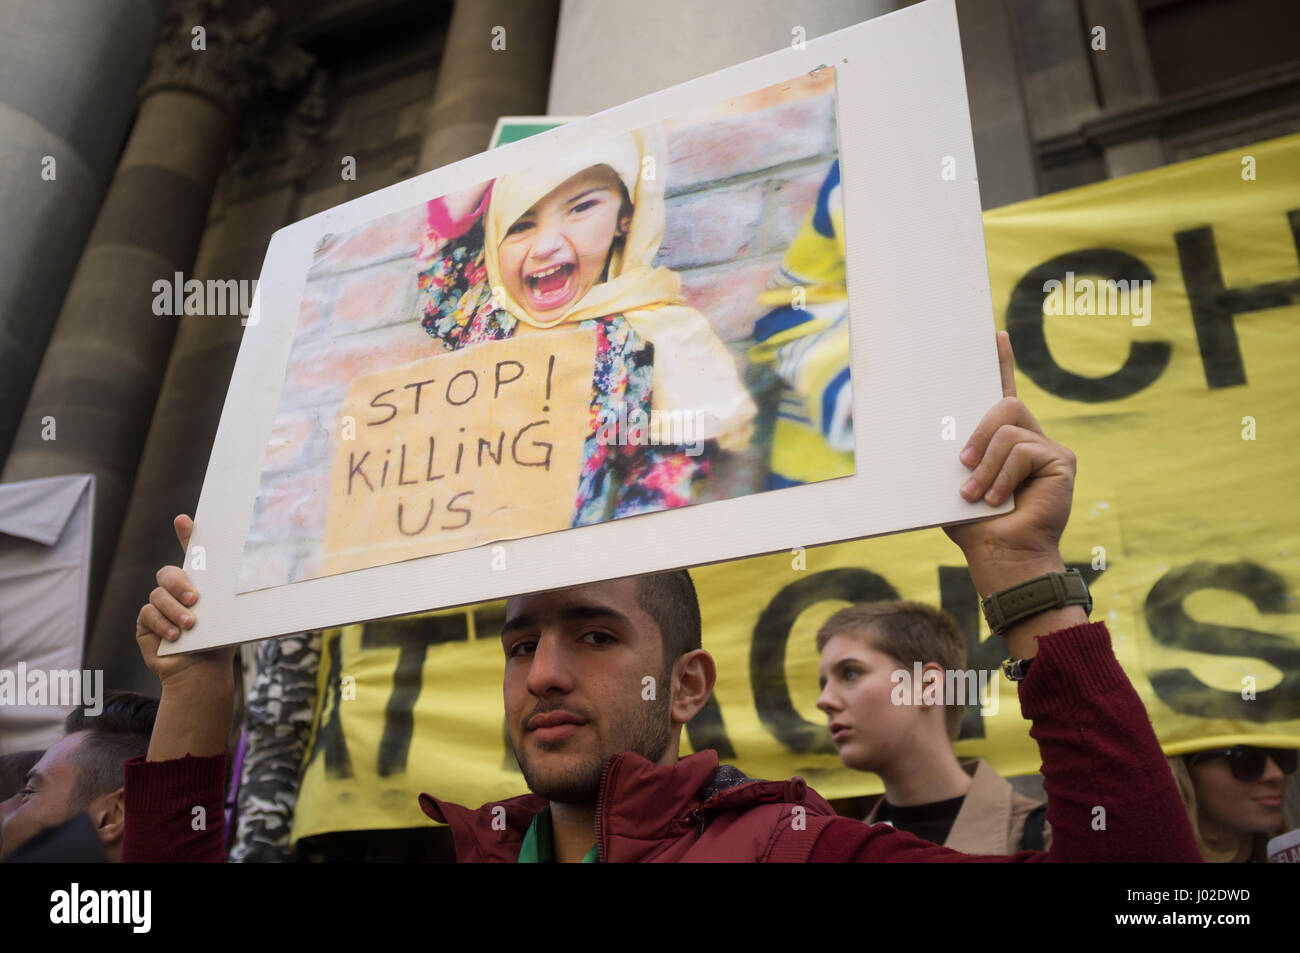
[91,787,127,847]
[617,213,632,236]
[670,649,716,727]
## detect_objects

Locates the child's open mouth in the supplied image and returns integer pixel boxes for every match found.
[524,262,576,311]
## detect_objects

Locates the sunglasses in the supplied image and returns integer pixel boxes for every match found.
[1184,745,1298,783]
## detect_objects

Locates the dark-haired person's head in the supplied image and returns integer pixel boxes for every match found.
[501,571,715,806]
[0,691,158,862]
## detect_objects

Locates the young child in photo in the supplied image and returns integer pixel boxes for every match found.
[414,129,755,525]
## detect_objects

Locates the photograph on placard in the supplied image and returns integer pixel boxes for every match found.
[238,68,853,592]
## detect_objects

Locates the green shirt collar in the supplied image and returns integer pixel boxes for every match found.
[517,807,599,863]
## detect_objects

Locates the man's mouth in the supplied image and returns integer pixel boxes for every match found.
[524,262,576,311]
[527,709,586,743]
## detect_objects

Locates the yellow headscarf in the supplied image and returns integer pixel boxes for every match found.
[483,128,755,450]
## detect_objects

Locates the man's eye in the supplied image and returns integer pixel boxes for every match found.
[20,787,35,801]
[582,631,615,646]
[508,640,537,658]
[843,667,859,681]
[570,199,599,215]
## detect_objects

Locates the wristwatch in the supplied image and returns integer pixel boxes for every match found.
[980,568,1092,639]
[1001,657,1033,681]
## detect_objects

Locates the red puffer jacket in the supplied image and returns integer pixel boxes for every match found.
[419,749,837,862]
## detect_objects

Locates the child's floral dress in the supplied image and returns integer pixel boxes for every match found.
[415,219,711,525]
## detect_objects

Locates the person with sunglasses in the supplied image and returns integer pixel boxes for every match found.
[1168,745,1298,862]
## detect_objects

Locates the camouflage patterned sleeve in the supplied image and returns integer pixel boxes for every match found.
[228,631,323,862]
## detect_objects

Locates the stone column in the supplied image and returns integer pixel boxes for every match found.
[548,0,1037,207]
[1006,0,1111,193]
[1007,0,1103,140]
[1,0,312,626]
[416,0,561,171]
[90,72,328,692]
[547,0,896,114]
[955,0,1041,207]
[0,0,169,468]
[1080,0,1165,177]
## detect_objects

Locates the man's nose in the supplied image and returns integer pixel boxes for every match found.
[816,684,839,716]
[526,631,575,697]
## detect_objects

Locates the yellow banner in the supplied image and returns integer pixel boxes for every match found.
[291,135,1300,841]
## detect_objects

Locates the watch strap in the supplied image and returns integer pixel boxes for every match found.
[981,569,1091,638]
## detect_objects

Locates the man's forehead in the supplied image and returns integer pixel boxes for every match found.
[505,578,643,621]
[30,731,87,778]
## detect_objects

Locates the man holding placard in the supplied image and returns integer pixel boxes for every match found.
[124,334,1200,863]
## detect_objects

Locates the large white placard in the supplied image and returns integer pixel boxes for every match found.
[164,0,1010,654]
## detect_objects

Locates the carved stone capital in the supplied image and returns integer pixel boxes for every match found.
[141,0,314,115]
[216,66,333,204]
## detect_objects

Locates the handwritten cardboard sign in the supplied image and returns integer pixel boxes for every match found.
[321,326,597,574]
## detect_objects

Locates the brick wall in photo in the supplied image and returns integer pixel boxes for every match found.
[659,91,838,341]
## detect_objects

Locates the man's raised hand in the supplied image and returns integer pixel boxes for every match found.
[135,514,235,690]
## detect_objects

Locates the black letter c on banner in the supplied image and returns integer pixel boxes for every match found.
[1007,248,1167,403]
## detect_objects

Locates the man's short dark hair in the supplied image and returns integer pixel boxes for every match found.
[62,691,159,810]
[636,569,702,674]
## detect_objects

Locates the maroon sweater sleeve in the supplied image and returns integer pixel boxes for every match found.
[122,753,229,863]
[809,622,1201,862]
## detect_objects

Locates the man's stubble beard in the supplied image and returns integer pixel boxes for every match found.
[512,680,674,805]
